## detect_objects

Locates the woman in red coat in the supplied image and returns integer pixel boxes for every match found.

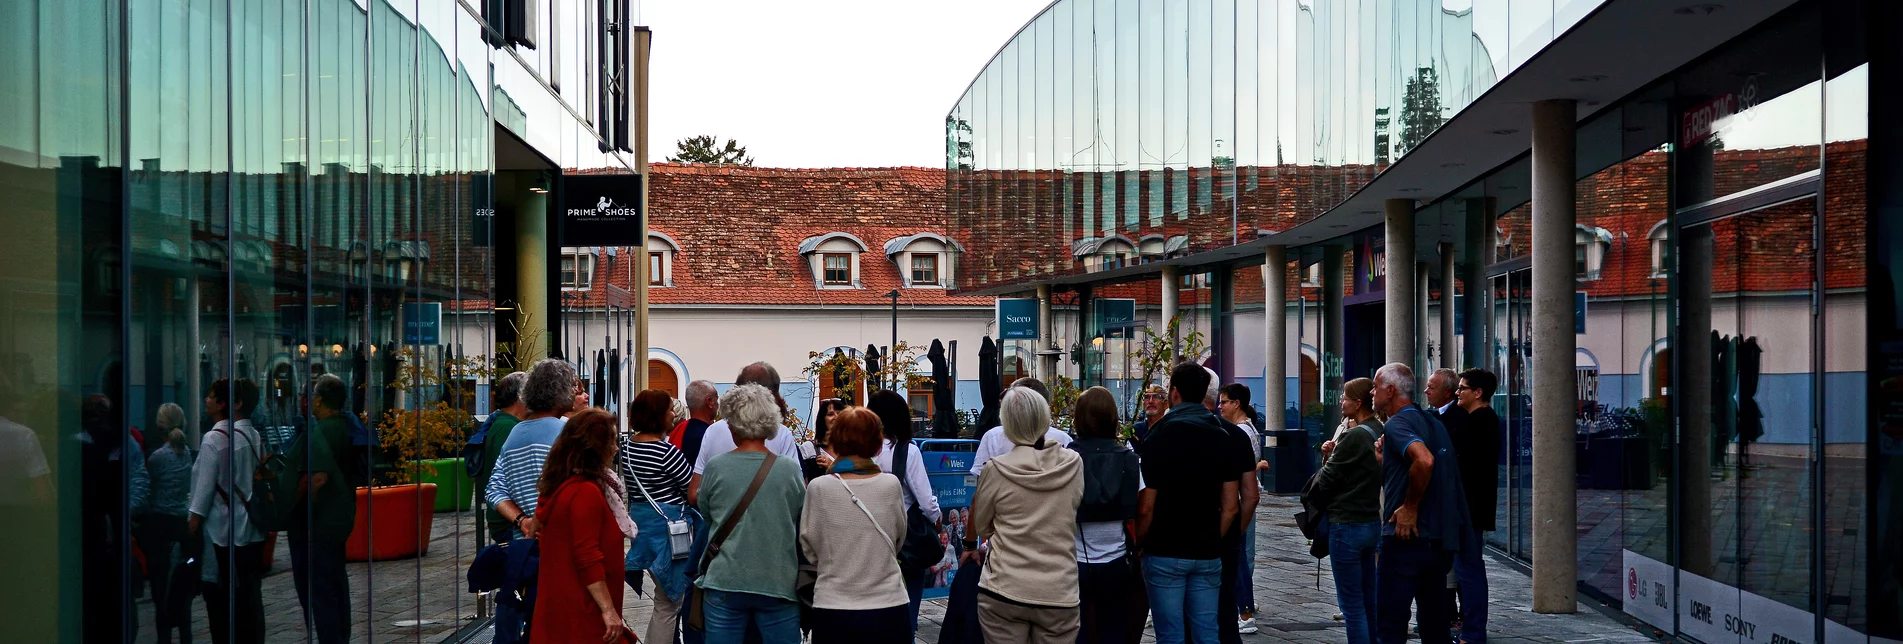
[531,408,636,643]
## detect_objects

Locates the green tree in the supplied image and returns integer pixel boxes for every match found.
[667,135,755,165]
[1398,66,1444,157]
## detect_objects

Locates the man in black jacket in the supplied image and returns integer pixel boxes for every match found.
[1448,369,1502,643]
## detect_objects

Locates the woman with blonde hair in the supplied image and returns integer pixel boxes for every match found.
[144,403,195,644]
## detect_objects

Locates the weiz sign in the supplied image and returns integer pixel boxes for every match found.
[997,298,1039,340]
[561,174,643,246]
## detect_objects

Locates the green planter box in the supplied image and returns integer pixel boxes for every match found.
[412,458,474,512]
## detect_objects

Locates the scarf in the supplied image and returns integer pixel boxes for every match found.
[599,469,638,540]
[829,456,882,476]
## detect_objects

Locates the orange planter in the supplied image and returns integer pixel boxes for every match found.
[345,484,438,562]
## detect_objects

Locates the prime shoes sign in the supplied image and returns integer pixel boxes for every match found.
[561,174,643,246]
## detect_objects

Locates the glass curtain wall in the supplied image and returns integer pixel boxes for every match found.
[945,0,1620,295]
[1470,2,1875,640]
[1,0,633,640]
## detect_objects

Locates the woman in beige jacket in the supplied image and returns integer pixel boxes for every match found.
[971,386,1085,643]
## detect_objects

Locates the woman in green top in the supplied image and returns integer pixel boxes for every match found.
[1315,377,1383,644]
[695,383,805,644]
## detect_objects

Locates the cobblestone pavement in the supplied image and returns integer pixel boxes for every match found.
[175,495,1661,643]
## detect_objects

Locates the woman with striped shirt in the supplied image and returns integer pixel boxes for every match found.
[619,389,697,644]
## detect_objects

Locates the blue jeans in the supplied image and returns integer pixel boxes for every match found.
[701,589,801,644]
[1452,528,1489,643]
[1377,536,1454,644]
[1142,555,1222,644]
[904,567,925,634]
[1235,521,1257,614]
[1327,521,1380,644]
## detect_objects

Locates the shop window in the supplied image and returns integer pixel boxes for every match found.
[822,253,852,285]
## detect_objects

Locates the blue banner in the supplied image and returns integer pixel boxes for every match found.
[1575,291,1588,335]
[997,298,1039,340]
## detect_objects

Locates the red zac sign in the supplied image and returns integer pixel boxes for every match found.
[1681,78,1759,146]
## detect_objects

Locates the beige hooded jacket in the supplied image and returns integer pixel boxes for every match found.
[972,443,1085,607]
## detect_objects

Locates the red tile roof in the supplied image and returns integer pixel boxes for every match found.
[564,164,993,308]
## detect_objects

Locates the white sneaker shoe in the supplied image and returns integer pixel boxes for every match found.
[1238,617,1258,634]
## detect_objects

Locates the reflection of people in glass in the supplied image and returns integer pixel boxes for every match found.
[286,374,356,644]
[189,378,266,644]
[81,393,146,643]
[0,370,53,508]
[143,404,198,644]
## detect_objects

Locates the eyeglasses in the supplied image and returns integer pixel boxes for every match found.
[1455,385,1475,392]
[1143,393,1168,400]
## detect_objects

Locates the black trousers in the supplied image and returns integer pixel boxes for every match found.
[809,605,911,644]
[203,541,267,644]
[1376,536,1455,644]
[1217,533,1243,644]
[1077,556,1135,644]
[290,532,352,644]
[141,515,197,644]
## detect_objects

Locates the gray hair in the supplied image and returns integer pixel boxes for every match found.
[685,379,719,410]
[154,402,185,432]
[313,373,349,412]
[669,397,689,426]
[1000,386,1052,447]
[1430,368,1458,390]
[522,359,578,413]
[718,384,782,442]
[493,371,528,409]
[1375,362,1416,401]
[1203,389,1220,409]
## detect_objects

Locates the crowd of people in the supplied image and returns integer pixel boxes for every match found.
[110,349,1500,644]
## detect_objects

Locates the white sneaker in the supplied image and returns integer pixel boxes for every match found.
[1238,617,1258,634]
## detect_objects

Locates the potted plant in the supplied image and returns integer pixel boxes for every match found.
[344,344,481,562]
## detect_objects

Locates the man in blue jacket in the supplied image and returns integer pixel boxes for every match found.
[1370,363,1471,644]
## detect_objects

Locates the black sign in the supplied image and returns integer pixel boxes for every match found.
[472,174,493,248]
[561,174,643,246]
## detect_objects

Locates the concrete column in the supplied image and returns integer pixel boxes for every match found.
[1037,283,1057,379]
[1416,261,1430,377]
[1263,245,1288,432]
[1530,98,1578,613]
[516,188,550,362]
[1440,242,1456,371]
[1161,265,1181,353]
[1321,246,1345,421]
[632,27,652,392]
[1680,225,1714,577]
[1384,198,1416,378]
[1463,198,1497,371]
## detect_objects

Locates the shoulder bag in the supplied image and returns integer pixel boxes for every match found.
[625,450,694,559]
[685,452,778,631]
[889,441,947,575]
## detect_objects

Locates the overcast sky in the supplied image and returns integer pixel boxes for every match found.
[642,0,1043,169]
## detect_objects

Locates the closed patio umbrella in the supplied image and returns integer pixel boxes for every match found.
[929,339,956,438]
[864,344,883,395]
[978,337,1000,431]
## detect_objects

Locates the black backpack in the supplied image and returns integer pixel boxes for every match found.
[890,441,948,574]
[1071,439,1139,523]
[212,425,292,534]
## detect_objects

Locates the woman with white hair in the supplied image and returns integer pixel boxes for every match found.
[143,402,196,644]
[694,383,807,644]
[970,386,1084,643]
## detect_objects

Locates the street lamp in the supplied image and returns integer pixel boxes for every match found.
[885,289,899,386]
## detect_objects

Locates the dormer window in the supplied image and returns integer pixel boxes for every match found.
[1575,225,1612,282]
[801,232,869,289]
[884,233,963,288]
[1646,220,1670,279]
[647,232,681,287]
[1073,235,1137,273]
[560,248,594,290]
[911,255,938,284]
[1138,234,1167,263]
[823,254,853,285]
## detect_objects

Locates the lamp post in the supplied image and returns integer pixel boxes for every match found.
[886,289,899,389]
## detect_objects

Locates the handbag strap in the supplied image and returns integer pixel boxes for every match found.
[890,440,919,512]
[622,442,673,519]
[829,474,897,556]
[698,452,777,572]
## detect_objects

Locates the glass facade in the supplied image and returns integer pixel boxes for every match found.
[945,0,1614,294]
[0,0,633,641]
